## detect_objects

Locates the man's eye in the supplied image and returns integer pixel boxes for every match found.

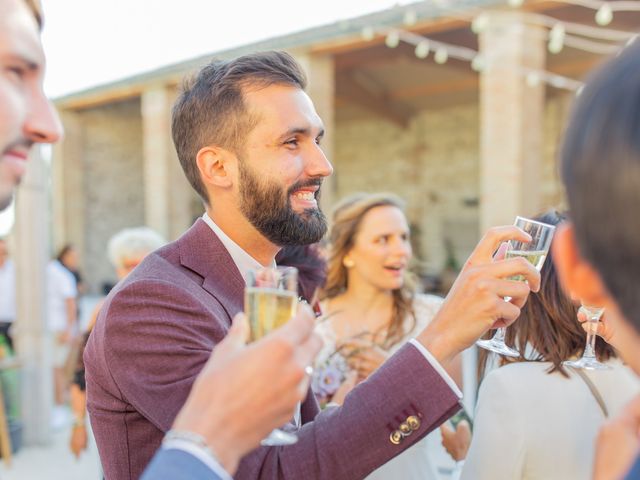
[284,139,299,147]
[7,67,26,81]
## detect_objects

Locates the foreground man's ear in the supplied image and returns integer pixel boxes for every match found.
[552,222,609,306]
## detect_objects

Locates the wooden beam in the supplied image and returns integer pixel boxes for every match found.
[337,72,413,128]
[390,77,478,100]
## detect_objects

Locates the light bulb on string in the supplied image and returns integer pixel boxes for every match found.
[415,40,430,59]
[385,31,400,48]
[471,14,489,34]
[508,0,524,7]
[471,55,486,72]
[548,23,565,54]
[404,10,417,26]
[361,26,375,41]
[434,48,448,64]
[595,4,613,26]
[526,72,541,87]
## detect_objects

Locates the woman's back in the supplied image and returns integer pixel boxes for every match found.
[462,360,640,480]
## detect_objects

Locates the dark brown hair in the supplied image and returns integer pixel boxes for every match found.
[323,192,417,349]
[561,41,640,335]
[171,51,307,204]
[479,211,616,379]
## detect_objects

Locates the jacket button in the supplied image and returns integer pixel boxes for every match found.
[399,422,411,436]
[389,430,403,445]
[407,415,421,431]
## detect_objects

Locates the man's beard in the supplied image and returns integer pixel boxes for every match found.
[238,161,327,246]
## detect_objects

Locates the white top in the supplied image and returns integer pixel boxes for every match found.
[0,260,16,322]
[315,293,458,480]
[461,360,640,480]
[46,260,77,332]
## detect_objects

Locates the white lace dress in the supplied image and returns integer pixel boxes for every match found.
[313,293,457,480]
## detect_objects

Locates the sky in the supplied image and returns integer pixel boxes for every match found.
[0,0,417,235]
[41,0,417,97]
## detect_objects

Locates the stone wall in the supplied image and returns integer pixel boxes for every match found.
[80,98,145,292]
[333,93,571,274]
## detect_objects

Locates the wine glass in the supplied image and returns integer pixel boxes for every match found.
[476,216,556,357]
[245,266,299,445]
[564,304,612,370]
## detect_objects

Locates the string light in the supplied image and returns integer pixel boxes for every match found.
[526,72,542,87]
[415,40,430,59]
[403,10,417,26]
[434,48,449,64]
[361,26,375,41]
[508,0,524,6]
[471,13,490,34]
[595,4,613,25]
[471,55,486,72]
[385,31,400,48]
[548,23,566,53]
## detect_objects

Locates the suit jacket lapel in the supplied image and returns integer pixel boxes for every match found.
[178,219,245,323]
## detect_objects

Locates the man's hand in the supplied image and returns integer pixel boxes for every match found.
[593,394,640,480]
[418,226,541,364]
[171,304,322,475]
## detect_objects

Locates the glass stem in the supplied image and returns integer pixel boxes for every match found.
[583,319,598,359]
[494,327,507,343]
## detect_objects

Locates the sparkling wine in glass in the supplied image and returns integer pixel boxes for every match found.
[476,216,555,358]
[245,266,299,446]
[564,305,612,370]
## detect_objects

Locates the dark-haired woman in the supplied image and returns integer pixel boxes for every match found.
[457,212,640,480]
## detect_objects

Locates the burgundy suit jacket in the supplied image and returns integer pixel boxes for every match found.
[85,219,460,479]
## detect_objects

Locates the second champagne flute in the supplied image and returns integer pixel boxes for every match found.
[476,216,556,357]
[563,304,612,370]
[245,266,299,446]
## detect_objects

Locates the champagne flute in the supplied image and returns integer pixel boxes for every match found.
[564,304,611,370]
[245,266,299,446]
[476,216,555,357]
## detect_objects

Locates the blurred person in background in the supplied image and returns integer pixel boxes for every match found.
[314,192,462,480]
[48,244,79,421]
[70,226,165,459]
[445,211,640,480]
[0,237,16,351]
[57,243,86,295]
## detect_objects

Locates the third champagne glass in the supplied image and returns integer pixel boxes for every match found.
[245,266,299,445]
[476,216,556,357]
[564,304,611,370]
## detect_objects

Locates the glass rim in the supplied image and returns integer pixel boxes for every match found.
[514,216,557,230]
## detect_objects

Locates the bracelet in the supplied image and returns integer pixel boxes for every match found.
[163,429,215,457]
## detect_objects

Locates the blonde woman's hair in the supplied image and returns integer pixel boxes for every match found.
[323,192,417,349]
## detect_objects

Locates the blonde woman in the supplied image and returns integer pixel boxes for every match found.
[312,192,462,480]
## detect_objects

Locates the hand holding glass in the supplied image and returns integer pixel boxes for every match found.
[563,304,611,370]
[476,216,555,357]
[245,266,299,445]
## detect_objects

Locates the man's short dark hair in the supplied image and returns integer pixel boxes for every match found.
[171,51,307,204]
[560,41,640,333]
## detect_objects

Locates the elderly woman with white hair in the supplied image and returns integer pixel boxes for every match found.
[69,226,165,459]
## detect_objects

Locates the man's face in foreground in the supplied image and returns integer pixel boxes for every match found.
[0,0,61,210]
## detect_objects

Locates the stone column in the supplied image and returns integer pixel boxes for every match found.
[295,53,337,216]
[141,86,193,240]
[479,12,546,232]
[13,147,53,445]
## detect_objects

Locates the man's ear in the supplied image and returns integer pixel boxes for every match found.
[196,146,236,189]
[553,222,609,305]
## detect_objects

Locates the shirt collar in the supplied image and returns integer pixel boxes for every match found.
[201,213,275,283]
